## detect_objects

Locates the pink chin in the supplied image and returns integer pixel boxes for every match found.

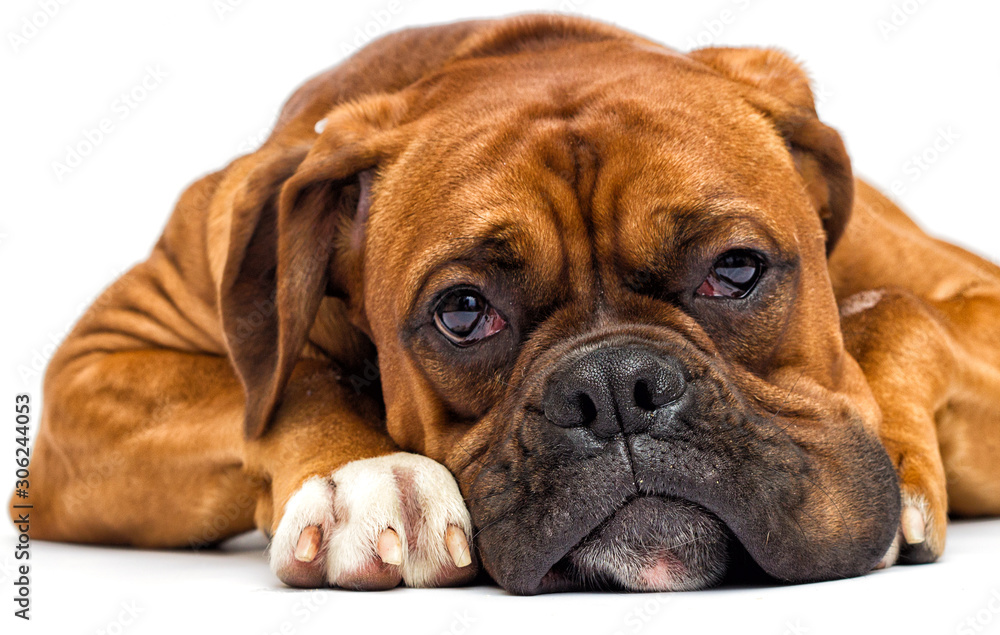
[638,552,686,590]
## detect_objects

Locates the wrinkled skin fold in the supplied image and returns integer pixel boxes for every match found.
[452,329,898,593]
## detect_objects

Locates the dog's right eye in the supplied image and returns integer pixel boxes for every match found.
[696,250,766,299]
[433,289,507,346]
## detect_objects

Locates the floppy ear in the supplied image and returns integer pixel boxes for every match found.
[219,94,406,439]
[689,47,853,253]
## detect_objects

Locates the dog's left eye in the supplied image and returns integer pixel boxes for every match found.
[696,250,765,298]
[434,289,507,346]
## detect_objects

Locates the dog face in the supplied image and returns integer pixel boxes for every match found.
[223,20,899,594]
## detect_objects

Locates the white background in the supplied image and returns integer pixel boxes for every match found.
[2,0,1000,633]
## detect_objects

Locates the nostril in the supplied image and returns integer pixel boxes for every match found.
[543,383,600,428]
[631,361,686,412]
[634,379,658,412]
[576,392,598,425]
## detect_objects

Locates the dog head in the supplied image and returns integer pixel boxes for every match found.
[221,16,898,594]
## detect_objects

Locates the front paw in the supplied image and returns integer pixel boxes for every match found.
[876,454,947,570]
[269,452,477,589]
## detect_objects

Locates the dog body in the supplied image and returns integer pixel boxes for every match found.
[14,15,1000,593]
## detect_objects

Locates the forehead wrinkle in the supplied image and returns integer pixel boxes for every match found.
[386,115,599,323]
[579,121,799,293]
[396,200,565,312]
[665,205,790,255]
[524,131,597,294]
[611,199,794,278]
[446,118,595,298]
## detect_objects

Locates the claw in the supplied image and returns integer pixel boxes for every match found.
[377,528,403,565]
[294,526,321,563]
[901,505,926,544]
[446,525,472,568]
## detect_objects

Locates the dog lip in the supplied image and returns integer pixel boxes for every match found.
[519,495,727,594]
[497,507,626,595]
[481,483,637,595]
[514,497,642,595]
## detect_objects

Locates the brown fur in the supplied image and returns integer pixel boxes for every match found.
[12,15,999,586]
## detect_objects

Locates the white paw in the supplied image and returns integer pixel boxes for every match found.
[269,452,476,589]
[874,491,938,570]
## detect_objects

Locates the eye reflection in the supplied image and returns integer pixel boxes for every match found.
[434,289,507,346]
[696,250,765,299]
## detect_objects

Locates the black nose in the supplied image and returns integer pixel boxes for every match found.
[541,346,686,437]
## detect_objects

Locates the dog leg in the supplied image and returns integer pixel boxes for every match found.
[840,287,1000,568]
[841,289,951,567]
[13,349,477,588]
[21,350,266,547]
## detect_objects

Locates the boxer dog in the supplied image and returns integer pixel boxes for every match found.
[13,15,1000,594]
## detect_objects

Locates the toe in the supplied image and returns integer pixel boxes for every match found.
[269,477,337,588]
[294,526,322,562]
[337,559,403,591]
[376,528,403,566]
[896,492,944,565]
[276,526,328,588]
[424,525,478,587]
[446,525,472,568]
[901,506,926,544]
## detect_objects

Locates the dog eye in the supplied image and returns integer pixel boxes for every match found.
[696,250,765,299]
[434,289,507,346]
